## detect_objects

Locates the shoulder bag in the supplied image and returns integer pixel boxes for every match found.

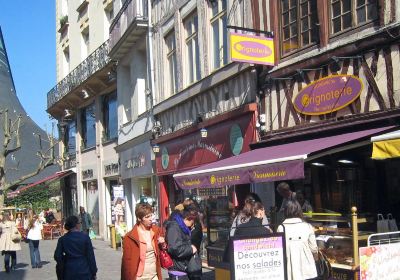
[315,250,331,280]
[186,253,202,274]
[11,227,22,243]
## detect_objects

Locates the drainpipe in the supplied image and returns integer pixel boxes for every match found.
[147,0,156,109]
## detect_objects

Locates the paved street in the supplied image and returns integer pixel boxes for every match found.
[0,238,215,279]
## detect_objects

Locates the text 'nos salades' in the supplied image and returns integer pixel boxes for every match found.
[293,75,363,116]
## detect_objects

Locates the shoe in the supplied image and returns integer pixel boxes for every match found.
[11,266,16,271]
[32,265,37,269]
[37,264,42,269]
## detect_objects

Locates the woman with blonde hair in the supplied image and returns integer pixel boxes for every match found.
[25,214,43,268]
[0,212,21,273]
[121,203,164,280]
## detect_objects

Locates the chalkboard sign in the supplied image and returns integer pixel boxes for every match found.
[230,233,287,280]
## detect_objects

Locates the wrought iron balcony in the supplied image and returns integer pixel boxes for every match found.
[109,0,148,59]
[47,40,110,110]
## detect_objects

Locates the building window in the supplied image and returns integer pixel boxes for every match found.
[331,0,378,34]
[210,0,228,70]
[103,91,118,141]
[81,32,90,59]
[63,48,70,74]
[280,0,318,55]
[184,12,200,85]
[81,103,96,149]
[64,120,76,155]
[165,31,178,95]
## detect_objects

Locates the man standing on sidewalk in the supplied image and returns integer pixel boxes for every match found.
[79,206,92,234]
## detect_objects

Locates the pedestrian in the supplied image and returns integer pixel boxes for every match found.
[165,204,202,280]
[121,203,164,280]
[0,212,22,273]
[25,214,43,268]
[79,206,93,234]
[234,202,270,237]
[54,215,97,280]
[276,182,296,212]
[230,193,270,236]
[181,199,203,253]
[278,200,318,280]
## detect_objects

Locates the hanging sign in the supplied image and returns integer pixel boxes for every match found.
[293,74,363,115]
[231,233,287,280]
[230,32,275,66]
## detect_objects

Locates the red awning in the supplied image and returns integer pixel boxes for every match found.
[7,170,74,198]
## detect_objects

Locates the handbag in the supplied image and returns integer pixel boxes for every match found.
[315,250,331,280]
[11,228,22,243]
[186,253,202,274]
[159,242,174,269]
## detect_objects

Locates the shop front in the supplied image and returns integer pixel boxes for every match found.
[102,160,121,240]
[119,139,155,229]
[154,104,258,225]
[81,165,100,235]
[173,123,400,279]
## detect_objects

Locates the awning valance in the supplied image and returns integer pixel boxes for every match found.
[174,126,394,189]
[7,170,74,198]
[371,130,400,159]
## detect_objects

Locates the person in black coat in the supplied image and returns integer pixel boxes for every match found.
[54,215,97,280]
[166,205,201,280]
[234,202,270,238]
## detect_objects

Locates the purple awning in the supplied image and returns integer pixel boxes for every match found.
[173,126,394,189]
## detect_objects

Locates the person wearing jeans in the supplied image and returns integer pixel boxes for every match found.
[0,212,21,273]
[26,215,43,268]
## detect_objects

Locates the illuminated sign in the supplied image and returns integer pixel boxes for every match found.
[230,32,275,66]
[293,74,363,115]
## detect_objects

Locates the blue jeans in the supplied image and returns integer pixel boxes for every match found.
[28,239,41,267]
[3,251,16,271]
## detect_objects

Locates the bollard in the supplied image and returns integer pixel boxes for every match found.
[108,224,117,250]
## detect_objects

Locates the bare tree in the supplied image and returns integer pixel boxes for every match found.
[0,109,57,208]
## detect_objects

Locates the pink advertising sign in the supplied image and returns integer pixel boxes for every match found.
[359,243,400,280]
[293,74,363,115]
[232,234,286,280]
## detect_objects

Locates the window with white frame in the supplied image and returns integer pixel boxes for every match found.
[210,0,228,70]
[81,102,96,149]
[165,31,178,95]
[184,12,200,85]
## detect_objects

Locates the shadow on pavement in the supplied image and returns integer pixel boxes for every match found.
[0,269,27,279]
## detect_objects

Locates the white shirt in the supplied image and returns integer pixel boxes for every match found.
[26,221,43,241]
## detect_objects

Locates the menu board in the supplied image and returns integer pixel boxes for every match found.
[231,234,287,280]
[360,243,400,280]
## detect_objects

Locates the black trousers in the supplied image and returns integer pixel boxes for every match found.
[3,250,17,270]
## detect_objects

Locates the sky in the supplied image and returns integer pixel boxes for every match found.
[0,1,56,132]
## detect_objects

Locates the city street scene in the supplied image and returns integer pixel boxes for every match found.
[1,0,400,279]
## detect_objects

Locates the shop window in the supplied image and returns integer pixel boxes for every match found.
[102,91,118,141]
[280,0,318,55]
[81,102,96,149]
[330,0,378,34]
[184,11,201,85]
[64,120,76,155]
[165,31,178,96]
[210,0,228,70]
[84,180,99,235]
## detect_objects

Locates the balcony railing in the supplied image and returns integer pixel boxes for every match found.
[47,40,110,109]
[109,0,148,50]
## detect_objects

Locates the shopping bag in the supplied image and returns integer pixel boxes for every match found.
[377,214,389,233]
[89,229,96,239]
[11,229,22,243]
[186,253,202,274]
[387,213,398,232]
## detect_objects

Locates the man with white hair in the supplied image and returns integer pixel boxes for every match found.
[276,182,296,213]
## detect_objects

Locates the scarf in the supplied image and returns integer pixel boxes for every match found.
[173,213,191,236]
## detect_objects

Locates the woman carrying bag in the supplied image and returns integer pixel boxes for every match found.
[0,212,21,273]
[26,214,43,268]
[121,203,164,280]
[278,200,318,280]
